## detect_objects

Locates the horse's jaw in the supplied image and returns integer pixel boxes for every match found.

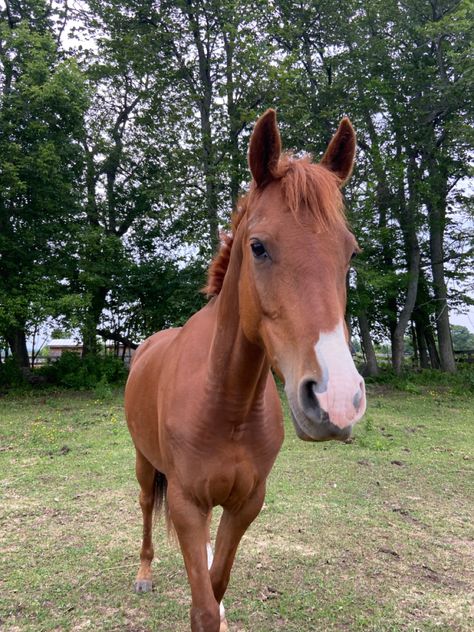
[286,395,353,442]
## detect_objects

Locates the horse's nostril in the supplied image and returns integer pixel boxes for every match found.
[353,389,362,411]
[353,381,364,411]
[299,379,323,423]
[305,379,318,403]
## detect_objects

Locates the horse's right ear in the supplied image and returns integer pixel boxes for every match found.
[248,109,282,187]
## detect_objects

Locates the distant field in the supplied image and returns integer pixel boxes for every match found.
[1,383,473,631]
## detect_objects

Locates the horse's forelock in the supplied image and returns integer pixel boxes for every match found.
[276,154,346,231]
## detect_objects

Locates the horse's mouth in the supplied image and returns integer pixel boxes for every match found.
[287,400,353,442]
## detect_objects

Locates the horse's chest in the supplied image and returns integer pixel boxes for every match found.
[182,446,264,509]
[215,457,261,509]
[167,411,282,509]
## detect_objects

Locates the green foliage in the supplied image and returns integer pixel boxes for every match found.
[38,352,127,389]
[357,413,390,450]
[50,329,73,340]
[451,325,474,350]
[0,1,88,364]
[0,357,24,389]
[93,375,114,400]
[116,257,207,338]
[1,0,472,376]
[367,365,474,394]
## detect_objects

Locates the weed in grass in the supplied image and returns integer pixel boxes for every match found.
[93,376,114,401]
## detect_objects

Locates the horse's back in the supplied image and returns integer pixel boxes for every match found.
[125,327,180,469]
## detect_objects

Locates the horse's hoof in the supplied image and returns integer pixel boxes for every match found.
[134,579,153,593]
[219,618,229,632]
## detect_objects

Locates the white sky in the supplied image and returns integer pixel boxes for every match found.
[451,309,474,332]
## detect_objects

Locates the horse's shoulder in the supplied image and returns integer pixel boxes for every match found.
[131,327,181,367]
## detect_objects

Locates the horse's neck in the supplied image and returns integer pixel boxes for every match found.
[208,307,268,396]
[207,251,269,415]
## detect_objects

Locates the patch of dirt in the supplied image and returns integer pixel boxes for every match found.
[71,620,93,631]
[246,532,317,558]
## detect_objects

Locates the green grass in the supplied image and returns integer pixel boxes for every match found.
[0,383,473,631]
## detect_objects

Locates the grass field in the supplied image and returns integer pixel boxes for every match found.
[1,381,473,631]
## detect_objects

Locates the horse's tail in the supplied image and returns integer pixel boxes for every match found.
[153,470,173,536]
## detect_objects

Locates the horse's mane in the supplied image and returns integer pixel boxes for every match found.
[204,154,347,297]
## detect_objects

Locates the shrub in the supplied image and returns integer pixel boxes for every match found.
[368,365,474,393]
[38,352,127,389]
[0,357,25,389]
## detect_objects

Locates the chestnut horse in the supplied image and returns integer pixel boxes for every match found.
[125,109,366,632]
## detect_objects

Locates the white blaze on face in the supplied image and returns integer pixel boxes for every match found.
[314,321,366,429]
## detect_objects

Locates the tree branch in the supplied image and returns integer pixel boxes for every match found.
[97,329,139,350]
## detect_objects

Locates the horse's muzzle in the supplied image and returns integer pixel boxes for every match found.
[285,376,365,442]
[288,404,352,442]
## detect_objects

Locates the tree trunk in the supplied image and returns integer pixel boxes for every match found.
[81,287,108,356]
[223,29,242,210]
[427,197,456,371]
[425,131,456,372]
[183,2,219,253]
[391,151,421,374]
[358,312,379,376]
[413,271,440,369]
[7,327,30,371]
[426,326,441,369]
[362,109,399,341]
[411,321,419,368]
[413,316,430,369]
[391,244,420,374]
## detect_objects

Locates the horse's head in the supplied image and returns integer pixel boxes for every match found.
[238,109,366,441]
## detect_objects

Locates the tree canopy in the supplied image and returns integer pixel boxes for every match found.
[1,0,473,377]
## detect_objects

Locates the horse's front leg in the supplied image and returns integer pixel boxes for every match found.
[167,483,220,632]
[210,485,266,605]
[205,528,228,632]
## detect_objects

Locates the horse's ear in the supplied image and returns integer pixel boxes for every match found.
[248,109,282,187]
[320,117,356,187]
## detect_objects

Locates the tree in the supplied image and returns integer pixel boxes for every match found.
[65,1,177,354]
[0,0,87,370]
[450,324,474,350]
[265,0,473,373]
[134,0,275,250]
[61,0,277,352]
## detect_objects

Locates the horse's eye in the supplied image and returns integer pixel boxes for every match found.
[251,241,267,259]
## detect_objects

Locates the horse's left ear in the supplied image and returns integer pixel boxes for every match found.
[248,109,282,187]
[320,117,356,187]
